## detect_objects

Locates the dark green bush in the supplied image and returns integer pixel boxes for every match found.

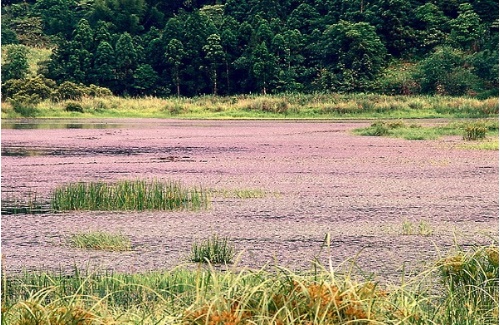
[2,75,55,101]
[53,81,85,101]
[86,84,113,97]
[65,102,84,113]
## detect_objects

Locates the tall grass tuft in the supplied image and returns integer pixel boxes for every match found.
[190,234,236,264]
[463,120,488,140]
[51,179,209,212]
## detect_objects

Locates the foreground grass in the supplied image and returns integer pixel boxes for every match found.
[2,244,498,324]
[1,93,498,119]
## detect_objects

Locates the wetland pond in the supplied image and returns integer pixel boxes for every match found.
[1,118,498,282]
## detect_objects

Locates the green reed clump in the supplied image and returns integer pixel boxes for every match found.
[51,179,208,211]
[190,235,236,264]
[68,231,131,251]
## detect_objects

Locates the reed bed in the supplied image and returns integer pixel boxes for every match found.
[51,179,208,211]
[2,244,498,324]
[3,93,498,119]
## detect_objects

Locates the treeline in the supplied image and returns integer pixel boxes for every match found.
[1,0,498,98]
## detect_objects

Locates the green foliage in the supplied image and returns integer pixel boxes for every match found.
[53,81,85,101]
[449,3,483,52]
[1,44,29,81]
[2,0,498,96]
[2,75,55,102]
[9,96,39,117]
[165,38,186,96]
[190,234,236,264]
[414,46,483,95]
[355,119,498,142]
[322,20,387,92]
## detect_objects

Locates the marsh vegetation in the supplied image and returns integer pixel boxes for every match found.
[2,244,498,324]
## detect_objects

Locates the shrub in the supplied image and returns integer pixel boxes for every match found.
[65,102,84,113]
[247,97,289,114]
[86,84,113,97]
[2,75,55,101]
[367,122,390,136]
[53,81,85,101]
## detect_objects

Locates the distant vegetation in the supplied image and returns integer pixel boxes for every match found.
[1,0,498,104]
[1,91,498,119]
[354,119,499,144]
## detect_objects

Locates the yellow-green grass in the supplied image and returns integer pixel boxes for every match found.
[210,188,268,199]
[68,231,132,251]
[2,244,498,324]
[1,94,498,120]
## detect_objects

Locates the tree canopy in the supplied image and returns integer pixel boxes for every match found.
[1,0,498,97]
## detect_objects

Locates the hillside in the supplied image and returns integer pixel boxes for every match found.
[1,0,498,99]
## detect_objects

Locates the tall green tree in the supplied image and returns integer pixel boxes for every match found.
[133,64,159,95]
[414,3,450,53]
[88,0,146,34]
[63,19,94,84]
[1,44,30,82]
[251,41,277,94]
[91,41,115,89]
[322,20,387,91]
[165,39,186,96]
[33,0,81,38]
[115,32,138,94]
[449,3,482,52]
[367,0,416,57]
[203,34,224,95]
[414,46,481,95]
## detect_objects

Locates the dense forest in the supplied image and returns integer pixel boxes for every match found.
[1,0,498,99]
